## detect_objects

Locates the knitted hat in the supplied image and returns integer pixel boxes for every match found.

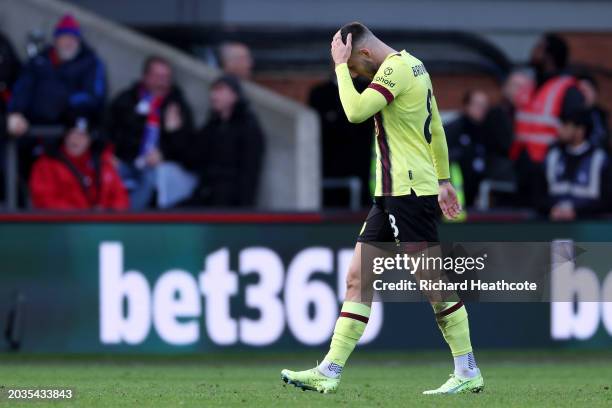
[54,14,81,38]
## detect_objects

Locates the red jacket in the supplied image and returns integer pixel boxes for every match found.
[30,147,129,210]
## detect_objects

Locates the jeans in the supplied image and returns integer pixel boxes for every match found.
[118,162,157,210]
[155,162,198,209]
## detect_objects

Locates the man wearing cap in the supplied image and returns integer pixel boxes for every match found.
[7,13,107,138]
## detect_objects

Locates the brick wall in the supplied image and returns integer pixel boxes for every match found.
[254,74,326,106]
[254,32,611,118]
[563,32,612,118]
[254,72,501,111]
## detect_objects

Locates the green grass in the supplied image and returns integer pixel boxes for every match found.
[0,351,611,407]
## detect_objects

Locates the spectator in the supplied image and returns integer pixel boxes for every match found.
[107,56,194,209]
[219,42,253,80]
[483,70,533,159]
[511,34,585,207]
[445,90,490,207]
[0,31,21,203]
[6,14,106,192]
[7,14,106,134]
[577,73,609,151]
[480,71,533,206]
[29,116,128,211]
[543,110,611,221]
[309,75,373,207]
[184,75,265,207]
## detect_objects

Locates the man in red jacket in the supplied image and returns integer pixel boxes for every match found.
[29,117,129,210]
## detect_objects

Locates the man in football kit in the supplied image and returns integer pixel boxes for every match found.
[281,22,484,395]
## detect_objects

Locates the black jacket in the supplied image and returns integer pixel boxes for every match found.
[445,115,487,207]
[481,101,516,183]
[186,101,265,207]
[106,82,194,165]
[308,78,373,207]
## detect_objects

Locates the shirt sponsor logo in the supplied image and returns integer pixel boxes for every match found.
[384,67,393,76]
[374,76,396,88]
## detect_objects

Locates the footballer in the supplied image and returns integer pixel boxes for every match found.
[281,22,484,395]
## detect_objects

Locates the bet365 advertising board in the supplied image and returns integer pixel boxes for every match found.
[0,220,610,352]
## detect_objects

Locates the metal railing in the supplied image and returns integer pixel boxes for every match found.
[3,125,64,211]
[322,177,363,211]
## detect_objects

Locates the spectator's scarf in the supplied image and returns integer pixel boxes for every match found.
[136,89,164,167]
[49,48,61,67]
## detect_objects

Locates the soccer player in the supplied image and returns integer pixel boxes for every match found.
[281,22,484,395]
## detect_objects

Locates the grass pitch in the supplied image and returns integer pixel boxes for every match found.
[0,350,610,407]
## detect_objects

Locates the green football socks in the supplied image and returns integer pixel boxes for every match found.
[433,300,473,357]
[322,301,371,369]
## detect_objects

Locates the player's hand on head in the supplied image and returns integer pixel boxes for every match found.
[331,31,352,66]
[438,182,461,220]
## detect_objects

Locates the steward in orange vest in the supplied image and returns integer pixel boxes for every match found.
[511,34,585,207]
[511,34,585,164]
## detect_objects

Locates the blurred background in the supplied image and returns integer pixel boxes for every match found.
[0,0,611,354]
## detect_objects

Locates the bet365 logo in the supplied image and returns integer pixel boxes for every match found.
[98,242,382,347]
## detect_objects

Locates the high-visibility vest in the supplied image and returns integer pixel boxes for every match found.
[511,75,577,163]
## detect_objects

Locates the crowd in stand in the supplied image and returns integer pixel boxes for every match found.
[1,14,611,220]
[443,34,610,220]
[312,33,611,220]
[0,14,265,211]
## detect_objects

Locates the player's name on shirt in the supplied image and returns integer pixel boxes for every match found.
[412,63,427,77]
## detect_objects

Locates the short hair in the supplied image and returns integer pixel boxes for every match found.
[462,89,485,106]
[561,109,592,136]
[543,33,569,69]
[339,22,373,46]
[142,55,171,75]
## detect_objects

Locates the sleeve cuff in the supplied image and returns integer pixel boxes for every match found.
[367,83,394,104]
[334,63,350,76]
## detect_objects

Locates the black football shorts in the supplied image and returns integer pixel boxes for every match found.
[357,192,440,243]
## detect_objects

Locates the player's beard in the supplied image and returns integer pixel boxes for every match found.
[363,60,378,79]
